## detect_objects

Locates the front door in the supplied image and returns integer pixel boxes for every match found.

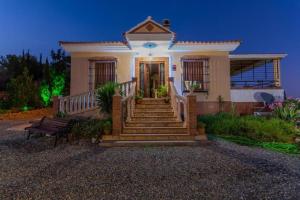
[139,62,165,98]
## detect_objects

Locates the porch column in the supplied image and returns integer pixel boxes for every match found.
[186,93,198,136]
[273,59,281,87]
[112,89,122,135]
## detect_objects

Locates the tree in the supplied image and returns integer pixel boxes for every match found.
[7,67,37,109]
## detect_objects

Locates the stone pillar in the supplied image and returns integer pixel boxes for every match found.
[186,93,198,136]
[112,91,122,135]
[52,96,59,116]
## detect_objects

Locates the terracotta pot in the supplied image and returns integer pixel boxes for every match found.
[136,99,142,104]
[104,129,112,135]
[197,127,205,135]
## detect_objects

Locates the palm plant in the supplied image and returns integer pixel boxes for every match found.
[96,82,119,115]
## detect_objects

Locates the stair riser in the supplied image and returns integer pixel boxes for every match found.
[139,101,168,105]
[135,104,172,109]
[130,117,178,121]
[123,129,187,134]
[125,122,183,127]
[119,135,194,141]
[134,108,173,112]
[134,112,174,117]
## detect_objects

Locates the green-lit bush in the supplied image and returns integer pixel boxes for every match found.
[7,67,39,109]
[198,113,298,143]
[96,82,119,114]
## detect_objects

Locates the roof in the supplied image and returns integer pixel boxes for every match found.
[125,16,173,35]
[59,41,131,52]
[174,40,241,45]
[59,17,243,53]
[170,40,241,52]
[59,41,127,46]
[229,54,287,60]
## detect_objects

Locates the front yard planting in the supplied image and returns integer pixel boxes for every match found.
[199,112,300,154]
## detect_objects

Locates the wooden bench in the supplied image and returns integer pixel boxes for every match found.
[25,117,71,147]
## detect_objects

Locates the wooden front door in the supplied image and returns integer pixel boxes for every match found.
[139,62,165,98]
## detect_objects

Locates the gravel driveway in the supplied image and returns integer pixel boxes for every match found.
[0,121,300,200]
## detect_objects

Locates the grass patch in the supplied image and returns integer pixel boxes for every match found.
[199,113,300,154]
[217,135,300,154]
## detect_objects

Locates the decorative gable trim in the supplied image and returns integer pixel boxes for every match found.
[126,16,173,34]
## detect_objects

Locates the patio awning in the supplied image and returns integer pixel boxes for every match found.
[229,54,287,76]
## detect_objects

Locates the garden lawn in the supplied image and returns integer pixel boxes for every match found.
[199,113,300,154]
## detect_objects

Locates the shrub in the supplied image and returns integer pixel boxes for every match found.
[71,118,104,140]
[96,82,119,115]
[7,67,39,109]
[157,85,168,98]
[269,98,300,122]
[198,113,298,143]
[102,120,112,134]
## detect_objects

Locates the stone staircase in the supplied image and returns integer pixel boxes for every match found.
[120,98,195,141]
[101,80,207,146]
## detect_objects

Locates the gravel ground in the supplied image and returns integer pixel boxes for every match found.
[0,121,300,200]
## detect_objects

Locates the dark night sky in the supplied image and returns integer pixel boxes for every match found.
[0,0,299,97]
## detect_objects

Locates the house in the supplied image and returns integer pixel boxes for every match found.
[58,16,286,142]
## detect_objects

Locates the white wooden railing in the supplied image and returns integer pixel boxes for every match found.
[58,90,97,114]
[169,80,187,126]
[121,81,136,123]
[58,80,136,115]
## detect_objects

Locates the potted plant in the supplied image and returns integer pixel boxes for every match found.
[135,90,144,104]
[197,121,206,135]
[103,120,112,135]
[190,82,200,93]
[164,96,170,104]
[157,85,168,98]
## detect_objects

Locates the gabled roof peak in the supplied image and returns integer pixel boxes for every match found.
[125,16,174,35]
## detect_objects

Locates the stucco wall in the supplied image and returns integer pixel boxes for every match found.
[70,51,232,104]
[231,89,285,103]
[70,52,134,95]
[170,52,231,102]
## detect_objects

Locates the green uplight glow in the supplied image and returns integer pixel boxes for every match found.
[39,73,65,106]
[40,83,51,106]
[51,74,65,96]
[22,105,29,111]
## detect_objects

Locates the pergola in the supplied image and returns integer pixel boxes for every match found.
[229,54,287,89]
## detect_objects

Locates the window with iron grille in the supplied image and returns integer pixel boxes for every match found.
[94,61,116,87]
[182,59,209,92]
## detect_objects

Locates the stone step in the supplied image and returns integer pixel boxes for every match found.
[130,116,178,121]
[134,108,173,113]
[135,104,172,109]
[102,134,201,143]
[139,98,169,105]
[125,121,184,127]
[99,140,205,147]
[122,127,187,134]
[133,111,175,117]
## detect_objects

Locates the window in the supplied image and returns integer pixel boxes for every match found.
[182,58,209,92]
[94,61,116,87]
